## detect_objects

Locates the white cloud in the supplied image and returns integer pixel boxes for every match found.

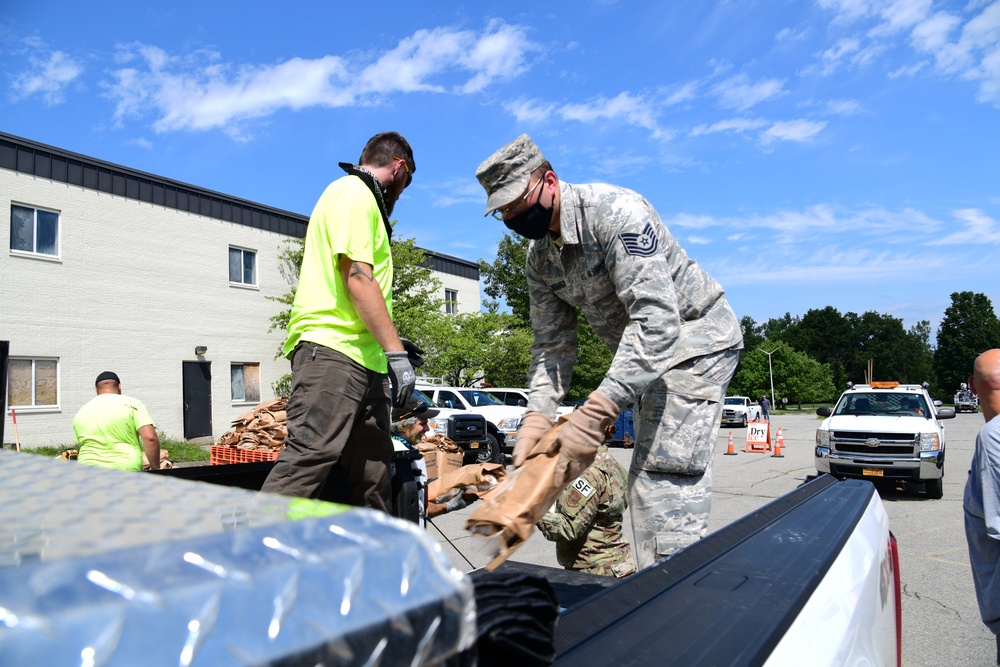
[102,23,537,138]
[776,25,811,41]
[504,98,556,123]
[825,98,865,114]
[816,0,1000,107]
[887,61,928,77]
[713,74,786,110]
[760,119,828,144]
[10,49,83,106]
[126,137,153,150]
[665,204,945,245]
[813,37,861,75]
[558,92,673,140]
[930,208,1000,244]
[690,117,768,136]
[685,235,714,245]
[663,81,699,106]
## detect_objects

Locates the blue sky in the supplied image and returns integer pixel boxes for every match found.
[2,1,999,337]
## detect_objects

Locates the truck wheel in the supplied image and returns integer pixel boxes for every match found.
[477,433,502,465]
[741,415,748,428]
[925,477,944,500]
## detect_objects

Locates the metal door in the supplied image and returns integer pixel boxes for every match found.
[182,361,212,439]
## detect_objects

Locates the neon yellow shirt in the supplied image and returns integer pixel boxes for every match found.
[284,174,393,372]
[73,393,155,471]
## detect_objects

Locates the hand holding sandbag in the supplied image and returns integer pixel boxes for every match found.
[512,412,556,467]
[548,392,619,486]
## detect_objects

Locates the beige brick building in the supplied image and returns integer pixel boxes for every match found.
[0,132,480,447]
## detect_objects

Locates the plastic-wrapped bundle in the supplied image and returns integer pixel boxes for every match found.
[0,450,475,666]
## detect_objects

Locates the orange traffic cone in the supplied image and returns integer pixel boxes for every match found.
[772,427,785,458]
[724,431,737,456]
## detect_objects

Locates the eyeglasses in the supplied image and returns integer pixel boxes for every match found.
[490,177,543,221]
[393,156,412,187]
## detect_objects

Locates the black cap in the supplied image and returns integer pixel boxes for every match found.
[95,371,120,385]
[392,396,439,422]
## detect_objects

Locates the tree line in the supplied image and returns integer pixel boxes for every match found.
[269,229,1000,405]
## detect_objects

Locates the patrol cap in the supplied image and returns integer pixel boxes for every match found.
[392,396,439,422]
[476,134,546,216]
[95,371,120,385]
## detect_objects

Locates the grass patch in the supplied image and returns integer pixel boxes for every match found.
[14,433,210,463]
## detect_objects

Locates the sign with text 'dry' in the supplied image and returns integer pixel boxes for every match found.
[745,421,771,453]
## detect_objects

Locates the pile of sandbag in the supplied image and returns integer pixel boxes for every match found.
[216,398,288,451]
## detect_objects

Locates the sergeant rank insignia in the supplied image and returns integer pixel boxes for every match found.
[618,223,658,256]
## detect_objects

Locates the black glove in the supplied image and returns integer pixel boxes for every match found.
[401,338,424,368]
[385,351,416,408]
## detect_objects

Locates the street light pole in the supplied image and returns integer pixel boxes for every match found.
[764,344,785,411]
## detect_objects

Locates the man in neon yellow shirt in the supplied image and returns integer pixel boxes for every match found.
[73,371,160,471]
[262,132,417,512]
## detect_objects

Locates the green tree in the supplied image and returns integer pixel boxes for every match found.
[934,291,1000,395]
[730,345,835,406]
[266,228,444,396]
[418,312,532,386]
[780,306,852,390]
[480,233,530,324]
[477,230,612,396]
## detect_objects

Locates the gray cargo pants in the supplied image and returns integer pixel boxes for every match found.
[628,345,740,569]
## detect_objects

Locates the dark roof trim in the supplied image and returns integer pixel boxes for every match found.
[422,250,480,280]
[0,131,309,238]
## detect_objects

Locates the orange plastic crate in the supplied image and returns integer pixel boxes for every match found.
[210,445,281,465]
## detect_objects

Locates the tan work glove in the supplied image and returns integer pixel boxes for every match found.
[512,411,556,467]
[549,392,619,487]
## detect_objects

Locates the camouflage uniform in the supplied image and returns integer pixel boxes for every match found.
[524,182,742,569]
[537,445,635,577]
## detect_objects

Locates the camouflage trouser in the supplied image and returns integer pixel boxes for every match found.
[628,346,740,569]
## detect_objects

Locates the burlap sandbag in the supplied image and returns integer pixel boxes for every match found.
[465,421,568,570]
[428,462,506,504]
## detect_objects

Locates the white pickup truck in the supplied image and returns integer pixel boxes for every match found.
[417,385,525,461]
[815,381,956,499]
[721,395,763,428]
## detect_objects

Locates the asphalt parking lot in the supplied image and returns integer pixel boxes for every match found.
[430,409,995,666]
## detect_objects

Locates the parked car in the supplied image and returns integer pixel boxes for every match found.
[720,396,762,428]
[481,387,576,417]
[814,381,956,499]
[417,385,525,458]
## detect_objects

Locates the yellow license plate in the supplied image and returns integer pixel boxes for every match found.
[862,467,884,477]
[468,442,479,449]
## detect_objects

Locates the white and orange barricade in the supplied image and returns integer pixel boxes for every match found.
[745,421,771,453]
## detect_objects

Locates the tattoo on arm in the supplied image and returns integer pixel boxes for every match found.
[349,262,375,282]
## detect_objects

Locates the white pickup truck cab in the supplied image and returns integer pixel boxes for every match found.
[417,385,526,458]
[815,381,956,499]
[721,396,762,428]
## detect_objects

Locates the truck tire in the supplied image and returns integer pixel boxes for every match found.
[741,415,748,428]
[925,477,944,500]
[477,433,502,465]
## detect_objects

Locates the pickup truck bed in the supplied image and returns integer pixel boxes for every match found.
[490,475,897,666]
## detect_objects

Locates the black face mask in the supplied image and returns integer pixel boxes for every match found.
[504,182,553,240]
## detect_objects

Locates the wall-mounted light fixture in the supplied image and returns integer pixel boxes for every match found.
[195,346,208,356]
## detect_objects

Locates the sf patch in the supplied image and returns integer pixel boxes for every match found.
[618,223,658,256]
[566,477,596,508]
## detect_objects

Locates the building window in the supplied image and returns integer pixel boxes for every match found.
[10,204,59,257]
[231,363,261,403]
[229,246,257,286]
[445,289,459,315]
[7,358,59,408]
